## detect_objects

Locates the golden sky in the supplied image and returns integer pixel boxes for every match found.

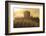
[13,8,39,18]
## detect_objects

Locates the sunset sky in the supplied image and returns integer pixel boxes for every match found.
[13,8,39,18]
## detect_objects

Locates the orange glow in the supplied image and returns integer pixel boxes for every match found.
[13,8,39,18]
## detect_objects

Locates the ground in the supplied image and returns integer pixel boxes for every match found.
[14,17,39,28]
